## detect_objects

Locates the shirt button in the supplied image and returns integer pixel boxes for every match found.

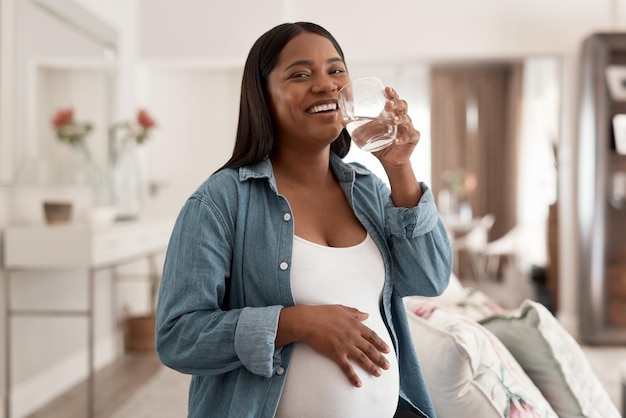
[283,213,291,221]
[276,366,285,375]
[279,262,288,271]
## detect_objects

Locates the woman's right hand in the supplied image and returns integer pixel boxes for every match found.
[276,304,391,387]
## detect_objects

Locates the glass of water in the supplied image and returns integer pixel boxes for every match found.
[338,77,397,152]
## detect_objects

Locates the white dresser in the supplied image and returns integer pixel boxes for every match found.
[3,218,175,418]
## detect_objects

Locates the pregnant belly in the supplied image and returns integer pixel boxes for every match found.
[275,318,400,418]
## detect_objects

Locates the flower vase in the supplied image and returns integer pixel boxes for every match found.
[438,189,453,216]
[457,198,473,221]
[112,139,142,221]
[66,141,94,186]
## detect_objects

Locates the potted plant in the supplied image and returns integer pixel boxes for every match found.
[110,109,159,352]
[440,168,478,220]
[51,107,94,160]
[109,109,157,221]
[44,108,95,224]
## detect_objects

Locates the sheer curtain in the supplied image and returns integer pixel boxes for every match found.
[430,63,523,240]
[344,61,560,279]
[516,58,560,268]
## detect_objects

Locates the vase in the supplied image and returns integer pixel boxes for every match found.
[74,142,110,198]
[54,140,98,187]
[457,198,473,221]
[111,139,142,221]
[438,189,453,216]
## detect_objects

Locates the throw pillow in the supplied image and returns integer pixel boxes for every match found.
[406,273,506,322]
[405,299,558,418]
[480,299,621,418]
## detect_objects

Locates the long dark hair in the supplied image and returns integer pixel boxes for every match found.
[219,22,352,171]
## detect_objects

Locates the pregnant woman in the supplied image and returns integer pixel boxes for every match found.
[155,21,452,418]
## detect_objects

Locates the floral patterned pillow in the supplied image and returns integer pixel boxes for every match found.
[408,273,506,322]
[405,299,558,418]
[480,299,621,418]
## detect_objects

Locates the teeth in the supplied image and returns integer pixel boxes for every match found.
[308,103,337,113]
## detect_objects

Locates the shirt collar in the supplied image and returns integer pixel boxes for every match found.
[238,153,370,184]
[238,159,273,182]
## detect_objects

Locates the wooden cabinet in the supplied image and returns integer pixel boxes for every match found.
[577,33,626,344]
[607,264,626,326]
[547,203,559,311]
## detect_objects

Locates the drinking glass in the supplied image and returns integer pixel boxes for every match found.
[338,77,397,152]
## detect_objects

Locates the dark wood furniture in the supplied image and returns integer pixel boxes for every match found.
[577,33,626,344]
[547,203,559,312]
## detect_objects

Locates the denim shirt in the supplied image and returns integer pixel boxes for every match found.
[156,153,452,418]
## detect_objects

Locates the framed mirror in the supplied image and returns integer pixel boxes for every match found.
[1,0,118,187]
[1,0,118,224]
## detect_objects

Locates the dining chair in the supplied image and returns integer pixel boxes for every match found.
[452,214,496,281]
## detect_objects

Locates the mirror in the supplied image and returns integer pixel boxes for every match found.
[4,0,118,221]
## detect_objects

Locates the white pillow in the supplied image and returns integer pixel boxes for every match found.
[405,299,558,418]
[405,273,505,322]
[480,299,621,418]
[430,272,467,305]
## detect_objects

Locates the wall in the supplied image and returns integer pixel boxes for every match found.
[138,0,621,62]
[0,1,8,414]
[138,62,433,220]
[135,0,626,337]
[73,0,139,119]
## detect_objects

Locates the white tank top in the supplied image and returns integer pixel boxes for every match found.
[275,233,400,418]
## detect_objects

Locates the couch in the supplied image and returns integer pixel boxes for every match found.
[404,274,622,418]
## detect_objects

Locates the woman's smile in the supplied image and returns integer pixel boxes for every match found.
[306,100,339,115]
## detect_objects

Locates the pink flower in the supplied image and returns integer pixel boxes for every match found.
[443,168,477,198]
[51,108,74,128]
[50,108,93,147]
[411,301,440,319]
[509,397,541,418]
[137,109,156,130]
[110,109,157,147]
[463,171,478,195]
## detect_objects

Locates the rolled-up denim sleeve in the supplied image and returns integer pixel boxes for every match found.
[385,183,440,238]
[383,183,452,297]
[235,305,284,377]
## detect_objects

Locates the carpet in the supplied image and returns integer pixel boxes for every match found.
[110,365,190,417]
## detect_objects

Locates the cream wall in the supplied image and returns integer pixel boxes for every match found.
[138,0,621,61]
[134,0,625,335]
[2,0,626,417]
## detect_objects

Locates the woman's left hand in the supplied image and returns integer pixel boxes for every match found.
[372,86,420,166]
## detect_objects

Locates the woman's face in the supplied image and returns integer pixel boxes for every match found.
[267,32,350,151]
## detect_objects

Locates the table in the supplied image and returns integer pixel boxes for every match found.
[3,218,174,418]
[441,215,484,235]
[442,214,495,280]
